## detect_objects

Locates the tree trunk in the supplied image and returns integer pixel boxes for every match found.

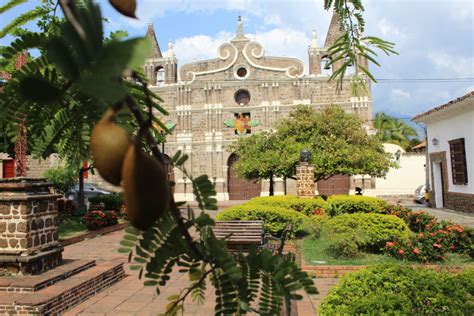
[269,174,274,196]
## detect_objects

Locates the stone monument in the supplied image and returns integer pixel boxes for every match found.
[0,178,63,275]
[296,150,315,198]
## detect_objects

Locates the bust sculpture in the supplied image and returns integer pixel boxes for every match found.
[300,149,311,162]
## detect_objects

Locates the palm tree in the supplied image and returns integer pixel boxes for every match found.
[374,112,418,150]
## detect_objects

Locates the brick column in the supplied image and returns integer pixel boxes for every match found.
[296,162,315,198]
[0,178,63,275]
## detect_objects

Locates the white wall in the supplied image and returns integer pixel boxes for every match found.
[427,108,474,194]
[372,143,426,195]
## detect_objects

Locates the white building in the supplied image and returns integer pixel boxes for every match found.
[413,91,474,213]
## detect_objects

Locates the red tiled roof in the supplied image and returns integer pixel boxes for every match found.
[412,90,474,121]
[412,141,426,150]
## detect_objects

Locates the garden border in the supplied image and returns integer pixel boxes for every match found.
[59,222,128,247]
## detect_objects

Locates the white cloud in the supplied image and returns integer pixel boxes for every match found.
[428,52,474,77]
[174,28,310,66]
[377,18,405,38]
[391,88,411,101]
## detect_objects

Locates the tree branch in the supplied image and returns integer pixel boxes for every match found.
[124,95,202,260]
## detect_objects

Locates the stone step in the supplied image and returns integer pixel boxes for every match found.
[0,259,96,293]
[0,260,125,315]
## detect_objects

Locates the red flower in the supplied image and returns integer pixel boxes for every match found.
[386,242,395,247]
[433,243,442,249]
[398,249,405,255]
[455,226,463,233]
[413,247,420,255]
[418,233,424,238]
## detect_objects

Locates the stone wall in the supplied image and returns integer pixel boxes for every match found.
[296,163,315,198]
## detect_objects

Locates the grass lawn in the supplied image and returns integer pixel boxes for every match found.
[58,214,88,239]
[301,237,474,266]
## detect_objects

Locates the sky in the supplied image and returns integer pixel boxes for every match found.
[2,0,474,122]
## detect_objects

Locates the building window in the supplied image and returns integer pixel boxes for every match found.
[321,56,332,76]
[449,138,468,185]
[155,67,165,86]
[237,67,248,78]
[234,89,250,105]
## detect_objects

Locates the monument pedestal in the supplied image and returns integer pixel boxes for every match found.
[296,162,315,198]
[0,178,63,275]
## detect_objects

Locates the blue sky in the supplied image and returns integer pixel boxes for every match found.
[2,0,473,121]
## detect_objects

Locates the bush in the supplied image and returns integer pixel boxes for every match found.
[215,204,309,237]
[320,264,474,315]
[43,166,77,194]
[309,214,329,238]
[325,195,388,216]
[387,205,437,232]
[88,193,124,212]
[248,195,327,216]
[327,233,361,258]
[325,213,410,252]
[82,210,118,231]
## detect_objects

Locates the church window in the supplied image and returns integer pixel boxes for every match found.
[155,67,165,86]
[234,89,250,105]
[237,67,248,78]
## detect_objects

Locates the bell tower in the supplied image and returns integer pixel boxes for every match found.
[144,22,178,86]
[308,30,321,75]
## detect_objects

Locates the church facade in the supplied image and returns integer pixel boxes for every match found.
[144,14,373,201]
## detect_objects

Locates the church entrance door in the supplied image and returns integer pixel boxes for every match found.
[227,154,261,200]
[317,174,350,196]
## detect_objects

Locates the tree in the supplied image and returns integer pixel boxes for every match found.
[374,112,419,150]
[276,105,395,182]
[228,131,297,196]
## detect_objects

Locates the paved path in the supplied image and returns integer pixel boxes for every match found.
[403,204,474,227]
[62,229,324,316]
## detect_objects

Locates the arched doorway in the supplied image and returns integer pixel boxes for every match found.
[317,174,350,196]
[227,154,261,200]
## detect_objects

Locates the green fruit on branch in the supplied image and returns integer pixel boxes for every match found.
[90,109,131,186]
[122,143,170,230]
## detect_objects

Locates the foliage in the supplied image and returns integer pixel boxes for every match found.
[325,195,389,216]
[325,213,410,253]
[276,106,395,182]
[327,232,362,258]
[88,193,124,212]
[215,204,310,237]
[384,208,474,262]
[320,264,474,315]
[374,112,419,151]
[228,131,292,195]
[308,214,329,238]
[82,210,118,231]
[43,165,77,193]
[323,0,398,95]
[248,195,327,216]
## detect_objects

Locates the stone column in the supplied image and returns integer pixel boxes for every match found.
[0,178,63,275]
[296,162,315,198]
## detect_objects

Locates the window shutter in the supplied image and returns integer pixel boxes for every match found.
[449,138,468,185]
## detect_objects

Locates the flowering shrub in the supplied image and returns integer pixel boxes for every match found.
[384,206,474,262]
[83,210,118,231]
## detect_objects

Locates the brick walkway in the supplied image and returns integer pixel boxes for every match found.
[62,230,324,316]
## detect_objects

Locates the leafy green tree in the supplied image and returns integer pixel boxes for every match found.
[276,105,395,182]
[228,131,297,196]
[43,165,77,193]
[374,112,419,150]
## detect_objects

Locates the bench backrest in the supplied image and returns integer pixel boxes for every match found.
[214,220,264,251]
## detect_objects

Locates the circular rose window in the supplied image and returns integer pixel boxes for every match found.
[236,67,248,78]
[234,89,251,105]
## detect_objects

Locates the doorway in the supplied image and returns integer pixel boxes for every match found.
[432,161,444,208]
[227,154,261,200]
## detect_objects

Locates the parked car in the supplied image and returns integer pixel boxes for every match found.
[414,184,427,204]
[65,183,112,201]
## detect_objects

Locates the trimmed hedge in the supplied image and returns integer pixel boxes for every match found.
[215,204,309,237]
[320,264,474,315]
[88,193,124,212]
[324,213,410,253]
[248,195,326,216]
[326,195,388,216]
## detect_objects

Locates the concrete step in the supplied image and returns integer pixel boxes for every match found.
[0,260,125,315]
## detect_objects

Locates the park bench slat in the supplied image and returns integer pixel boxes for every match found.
[213,221,264,252]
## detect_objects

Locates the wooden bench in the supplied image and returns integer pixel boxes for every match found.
[213,220,264,252]
[260,224,292,256]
